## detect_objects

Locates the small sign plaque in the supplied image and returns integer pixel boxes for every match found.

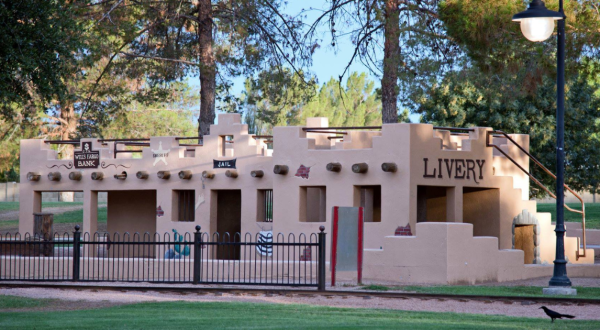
[74,142,100,169]
[213,159,236,169]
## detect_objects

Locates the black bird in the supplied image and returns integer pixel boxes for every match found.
[540,306,575,322]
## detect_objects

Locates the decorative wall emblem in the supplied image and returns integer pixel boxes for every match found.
[256,231,273,256]
[74,142,100,169]
[295,164,312,179]
[152,142,170,166]
[47,162,74,170]
[165,229,191,259]
[299,247,312,261]
[195,193,205,209]
[213,158,236,169]
[156,205,164,217]
[101,162,131,169]
[395,224,413,236]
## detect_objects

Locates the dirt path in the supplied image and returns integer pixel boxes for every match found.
[0,286,598,320]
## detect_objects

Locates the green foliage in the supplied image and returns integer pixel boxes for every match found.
[0,0,82,113]
[241,68,317,130]
[100,83,198,139]
[361,284,390,291]
[300,73,382,127]
[439,0,600,88]
[90,0,313,134]
[240,71,382,132]
[307,1,458,116]
[414,1,600,197]
[398,109,412,124]
[415,69,600,196]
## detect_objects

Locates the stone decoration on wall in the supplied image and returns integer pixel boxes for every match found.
[295,165,312,179]
[395,224,413,236]
[512,209,541,264]
[300,247,312,261]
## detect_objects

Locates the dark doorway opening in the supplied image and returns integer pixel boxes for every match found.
[215,190,241,260]
[463,187,500,238]
[514,225,535,264]
[416,186,448,223]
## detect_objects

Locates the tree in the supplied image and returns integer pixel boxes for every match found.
[415,66,600,197]
[101,83,199,138]
[91,0,314,136]
[241,68,317,130]
[306,0,456,123]
[300,72,382,127]
[439,0,600,92]
[240,71,384,131]
[411,0,600,197]
[0,0,82,115]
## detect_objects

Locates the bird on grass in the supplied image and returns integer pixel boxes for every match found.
[540,306,575,323]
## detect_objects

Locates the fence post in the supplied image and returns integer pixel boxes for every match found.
[72,225,81,281]
[318,225,326,292]
[193,225,201,284]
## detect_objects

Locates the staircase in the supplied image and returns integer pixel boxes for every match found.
[487,130,589,261]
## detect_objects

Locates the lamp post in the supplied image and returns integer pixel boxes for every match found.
[513,0,573,291]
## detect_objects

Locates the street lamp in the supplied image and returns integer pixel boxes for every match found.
[513,1,573,292]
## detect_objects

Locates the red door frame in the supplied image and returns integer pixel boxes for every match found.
[331,206,364,286]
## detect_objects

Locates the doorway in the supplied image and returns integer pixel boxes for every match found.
[215,190,241,260]
[514,225,535,264]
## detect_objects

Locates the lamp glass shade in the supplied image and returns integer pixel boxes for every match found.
[519,17,555,42]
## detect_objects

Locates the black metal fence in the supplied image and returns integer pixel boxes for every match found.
[0,225,326,291]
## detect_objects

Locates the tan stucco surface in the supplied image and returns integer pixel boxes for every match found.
[17,113,596,284]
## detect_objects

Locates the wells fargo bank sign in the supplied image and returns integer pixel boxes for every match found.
[423,158,485,183]
[74,142,100,169]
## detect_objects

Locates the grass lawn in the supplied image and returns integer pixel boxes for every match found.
[0,297,597,330]
[0,203,107,230]
[361,285,600,300]
[0,295,54,309]
[0,201,85,212]
[537,202,600,229]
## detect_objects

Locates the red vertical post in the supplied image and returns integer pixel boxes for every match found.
[331,206,339,287]
[357,207,364,284]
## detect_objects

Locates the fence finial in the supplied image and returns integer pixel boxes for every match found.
[195,225,201,233]
[74,225,80,232]
[319,225,325,233]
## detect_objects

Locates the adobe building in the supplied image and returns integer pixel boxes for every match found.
[19,113,598,284]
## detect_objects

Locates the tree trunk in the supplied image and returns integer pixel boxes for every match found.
[197,0,216,137]
[59,102,77,202]
[381,0,400,124]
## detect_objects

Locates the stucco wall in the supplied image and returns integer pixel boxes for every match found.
[107,190,156,235]
[18,113,595,284]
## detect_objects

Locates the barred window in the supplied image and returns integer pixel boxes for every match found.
[257,189,273,222]
[175,190,195,222]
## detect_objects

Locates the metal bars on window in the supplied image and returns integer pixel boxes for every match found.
[263,189,273,222]
[177,190,195,222]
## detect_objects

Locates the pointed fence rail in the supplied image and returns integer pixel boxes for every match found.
[0,225,327,291]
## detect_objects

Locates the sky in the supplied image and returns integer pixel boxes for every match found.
[193,0,420,123]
